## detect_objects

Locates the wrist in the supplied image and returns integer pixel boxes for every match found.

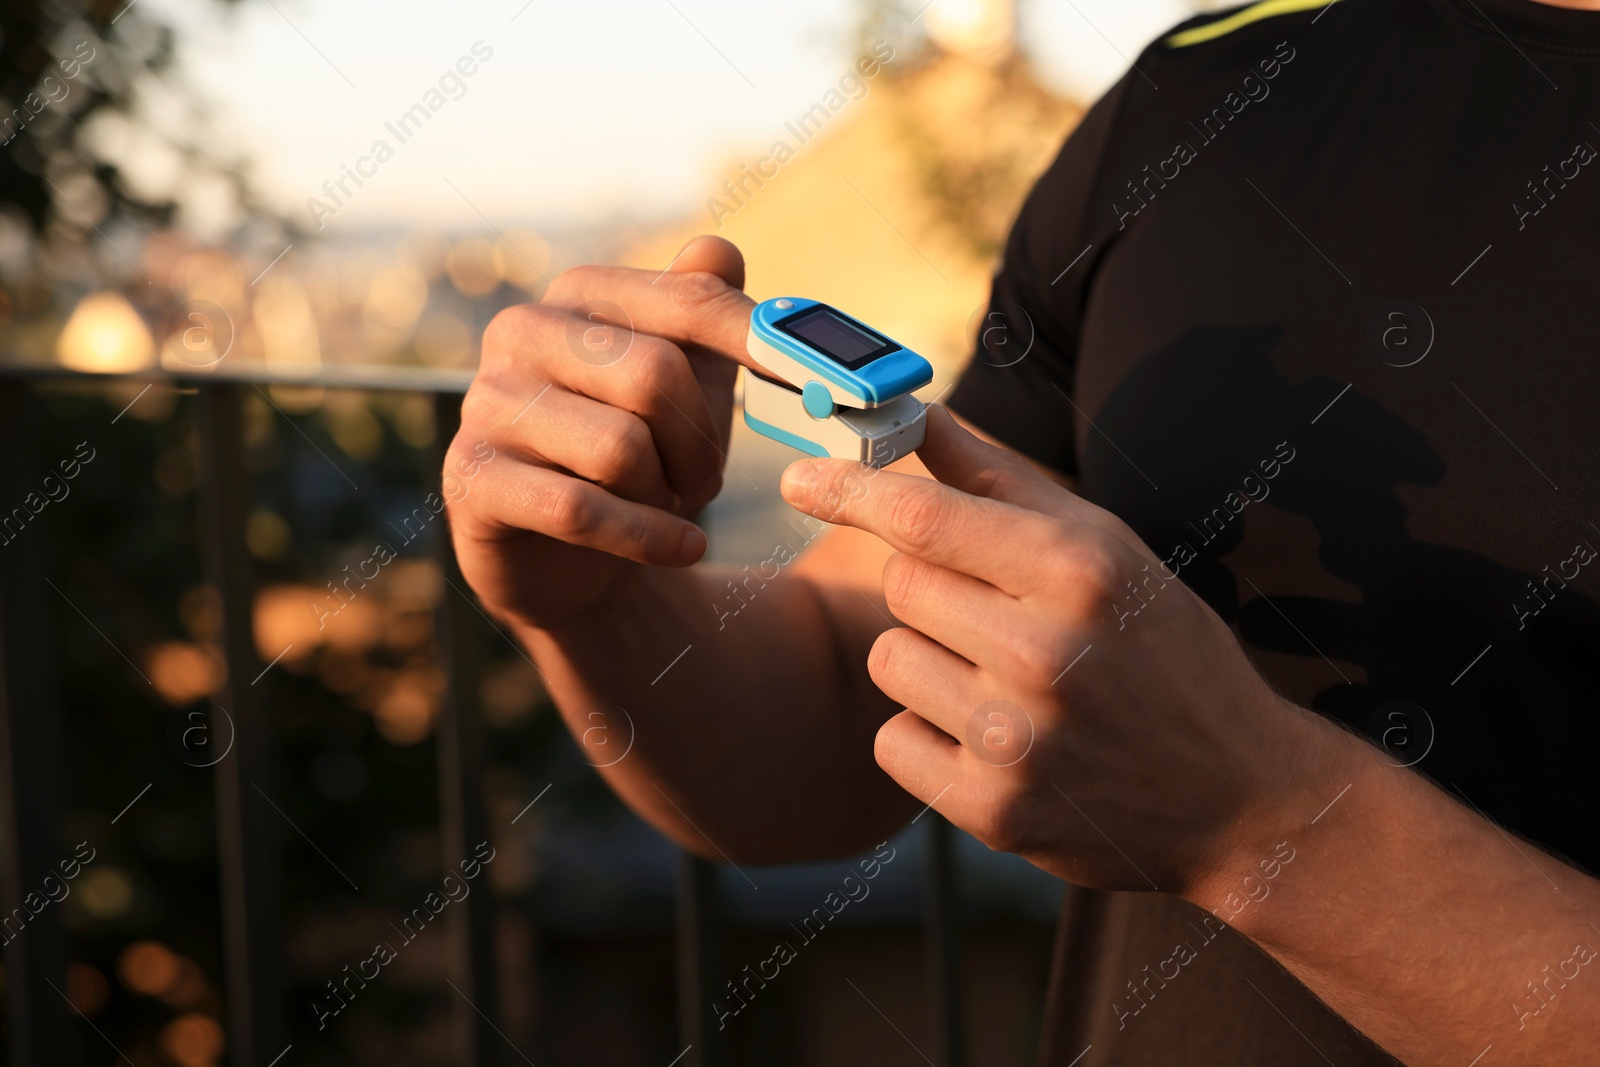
[1182,701,1380,930]
[482,556,659,641]
[538,561,652,632]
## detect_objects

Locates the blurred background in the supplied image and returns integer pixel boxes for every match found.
[0,1,1223,1064]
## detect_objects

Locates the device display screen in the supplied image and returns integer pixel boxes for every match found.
[775,306,900,370]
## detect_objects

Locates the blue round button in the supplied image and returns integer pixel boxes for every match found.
[802,380,834,419]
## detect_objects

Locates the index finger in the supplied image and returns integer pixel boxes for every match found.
[541,262,762,373]
[779,459,1052,596]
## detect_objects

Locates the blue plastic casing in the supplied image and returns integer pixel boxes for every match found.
[741,409,831,458]
[748,298,933,405]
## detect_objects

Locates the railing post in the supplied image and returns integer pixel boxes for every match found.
[0,380,82,1066]
[194,382,285,1065]
[924,814,965,1066]
[676,852,729,1067]
[431,393,504,1063]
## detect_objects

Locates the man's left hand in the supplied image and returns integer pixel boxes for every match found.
[779,405,1341,896]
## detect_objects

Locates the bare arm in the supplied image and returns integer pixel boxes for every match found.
[1187,723,1600,1066]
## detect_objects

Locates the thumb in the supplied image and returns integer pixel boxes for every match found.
[915,405,1018,493]
[918,405,1169,570]
[916,404,1067,513]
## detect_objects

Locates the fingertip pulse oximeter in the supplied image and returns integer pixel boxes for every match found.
[743,298,933,467]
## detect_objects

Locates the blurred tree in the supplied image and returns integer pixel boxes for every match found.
[0,0,270,288]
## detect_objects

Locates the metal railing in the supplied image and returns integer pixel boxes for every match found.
[0,364,966,1067]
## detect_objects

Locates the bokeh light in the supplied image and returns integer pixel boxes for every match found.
[56,292,155,373]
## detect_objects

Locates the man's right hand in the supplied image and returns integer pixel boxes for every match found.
[445,235,759,629]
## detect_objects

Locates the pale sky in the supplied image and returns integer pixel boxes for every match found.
[140,0,1204,234]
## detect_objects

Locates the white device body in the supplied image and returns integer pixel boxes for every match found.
[742,371,926,467]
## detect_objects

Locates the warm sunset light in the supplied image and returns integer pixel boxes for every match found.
[54,291,155,372]
[9,2,1594,1066]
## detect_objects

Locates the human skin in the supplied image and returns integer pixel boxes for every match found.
[446,236,1600,1064]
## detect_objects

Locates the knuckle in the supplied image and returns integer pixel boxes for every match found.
[976,789,1030,855]
[483,304,572,379]
[880,554,924,617]
[481,303,539,356]
[872,714,913,773]
[1061,541,1124,619]
[621,501,656,554]
[870,723,908,771]
[458,385,492,430]
[592,416,653,478]
[866,628,908,686]
[668,269,734,315]
[1095,509,1143,547]
[543,264,598,303]
[538,479,597,540]
[620,338,678,407]
[440,449,472,508]
[886,481,948,555]
[1003,627,1070,687]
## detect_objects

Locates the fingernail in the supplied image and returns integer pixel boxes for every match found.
[781,460,818,501]
[678,524,707,563]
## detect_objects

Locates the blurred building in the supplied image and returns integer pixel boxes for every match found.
[622,0,1082,387]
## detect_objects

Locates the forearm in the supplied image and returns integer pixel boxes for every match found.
[1187,712,1600,1066]
[518,556,914,863]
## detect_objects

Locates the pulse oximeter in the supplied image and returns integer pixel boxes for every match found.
[743,298,933,467]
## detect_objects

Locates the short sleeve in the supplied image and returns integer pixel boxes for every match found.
[947,68,1142,476]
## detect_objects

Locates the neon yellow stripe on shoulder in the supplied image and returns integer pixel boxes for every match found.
[1164,0,1336,49]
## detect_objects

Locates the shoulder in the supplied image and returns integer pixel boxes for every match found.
[1155,0,1350,57]
[1078,0,1383,162]
[1116,0,1392,107]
